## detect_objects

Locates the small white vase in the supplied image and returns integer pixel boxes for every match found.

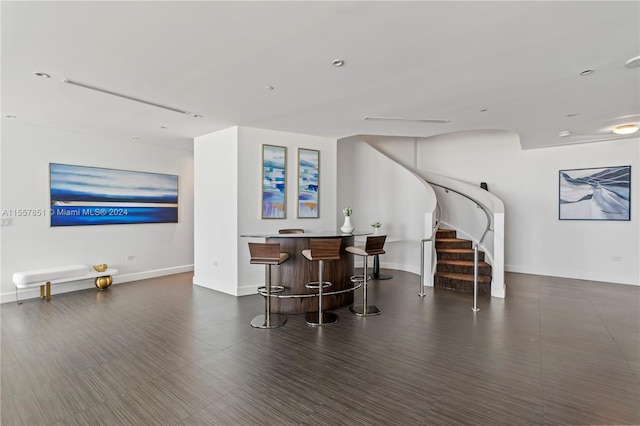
[341,216,354,233]
[373,227,380,235]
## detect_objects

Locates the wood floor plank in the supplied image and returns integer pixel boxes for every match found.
[2,270,639,425]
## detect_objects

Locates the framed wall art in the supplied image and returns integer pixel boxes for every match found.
[559,165,630,221]
[297,148,319,218]
[50,163,178,226]
[262,144,286,219]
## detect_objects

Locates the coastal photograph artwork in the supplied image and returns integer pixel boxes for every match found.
[298,148,319,218]
[262,145,286,219]
[559,165,630,221]
[50,163,178,226]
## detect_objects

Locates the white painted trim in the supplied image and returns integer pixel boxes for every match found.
[505,264,638,286]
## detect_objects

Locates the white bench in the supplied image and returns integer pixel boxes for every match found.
[13,264,118,302]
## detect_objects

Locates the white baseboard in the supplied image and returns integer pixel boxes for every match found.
[505,264,638,286]
[1,265,194,304]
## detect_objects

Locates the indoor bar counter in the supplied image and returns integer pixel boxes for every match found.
[242,231,370,314]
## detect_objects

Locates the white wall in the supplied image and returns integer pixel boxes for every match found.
[337,137,436,275]
[0,120,195,302]
[416,130,639,286]
[193,126,239,295]
[193,126,337,296]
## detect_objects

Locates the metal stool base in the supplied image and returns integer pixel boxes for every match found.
[250,314,287,329]
[350,304,382,316]
[305,311,338,326]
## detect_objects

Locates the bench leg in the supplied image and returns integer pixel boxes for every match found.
[46,282,51,301]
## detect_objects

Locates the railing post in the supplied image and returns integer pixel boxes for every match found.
[419,239,425,297]
[472,243,480,312]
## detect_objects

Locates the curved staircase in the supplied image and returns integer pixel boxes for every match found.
[435,229,492,294]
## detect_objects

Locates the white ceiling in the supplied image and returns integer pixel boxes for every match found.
[2,1,639,150]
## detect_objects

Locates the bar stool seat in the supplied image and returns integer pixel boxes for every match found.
[248,242,289,329]
[346,235,386,316]
[302,238,342,326]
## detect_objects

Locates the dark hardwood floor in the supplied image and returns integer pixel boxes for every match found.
[1,270,638,425]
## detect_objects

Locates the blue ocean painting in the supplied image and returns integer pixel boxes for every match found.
[298,149,319,218]
[559,166,630,220]
[262,145,286,219]
[50,163,178,226]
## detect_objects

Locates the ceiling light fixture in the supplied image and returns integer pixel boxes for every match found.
[558,131,572,138]
[265,85,274,90]
[192,114,202,118]
[579,69,594,76]
[332,59,344,67]
[364,116,451,124]
[62,78,191,115]
[625,55,640,68]
[33,72,51,78]
[5,115,17,119]
[566,113,578,117]
[611,124,639,135]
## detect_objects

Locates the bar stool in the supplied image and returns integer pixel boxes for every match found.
[278,229,304,234]
[302,238,342,326]
[248,242,289,329]
[346,235,386,316]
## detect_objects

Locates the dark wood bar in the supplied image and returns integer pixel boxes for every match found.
[243,231,369,314]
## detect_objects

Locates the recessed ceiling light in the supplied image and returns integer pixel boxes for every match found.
[566,113,578,117]
[625,55,640,68]
[579,69,594,76]
[611,124,639,135]
[33,72,51,78]
[192,114,202,118]
[131,137,139,141]
[4,115,17,119]
[265,85,274,91]
[160,126,168,129]
[480,108,488,112]
[332,59,345,67]
[558,131,572,138]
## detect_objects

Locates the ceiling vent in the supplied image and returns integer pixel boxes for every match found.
[63,79,191,115]
[363,116,450,124]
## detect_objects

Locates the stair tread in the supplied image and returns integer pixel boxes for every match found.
[436,248,477,253]
[438,259,491,266]
[435,272,492,282]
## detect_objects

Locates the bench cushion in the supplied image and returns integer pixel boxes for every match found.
[13,264,90,285]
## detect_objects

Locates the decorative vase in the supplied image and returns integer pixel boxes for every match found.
[373,227,380,235]
[95,276,113,290]
[341,216,354,233]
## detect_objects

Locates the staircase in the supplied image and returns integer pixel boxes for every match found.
[434,229,492,294]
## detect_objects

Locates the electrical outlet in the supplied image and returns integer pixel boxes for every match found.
[611,256,622,262]
[126,255,135,261]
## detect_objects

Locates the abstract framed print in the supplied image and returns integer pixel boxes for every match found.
[262,144,286,219]
[297,148,319,218]
[559,165,630,221]
[50,163,178,226]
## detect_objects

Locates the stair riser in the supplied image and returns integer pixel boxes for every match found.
[436,230,456,239]
[434,276,491,294]
[436,241,472,249]
[437,263,492,275]
[437,251,485,261]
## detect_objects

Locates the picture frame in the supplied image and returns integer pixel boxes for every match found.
[50,163,179,226]
[297,148,320,218]
[559,165,630,221]
[262,144,286,219]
